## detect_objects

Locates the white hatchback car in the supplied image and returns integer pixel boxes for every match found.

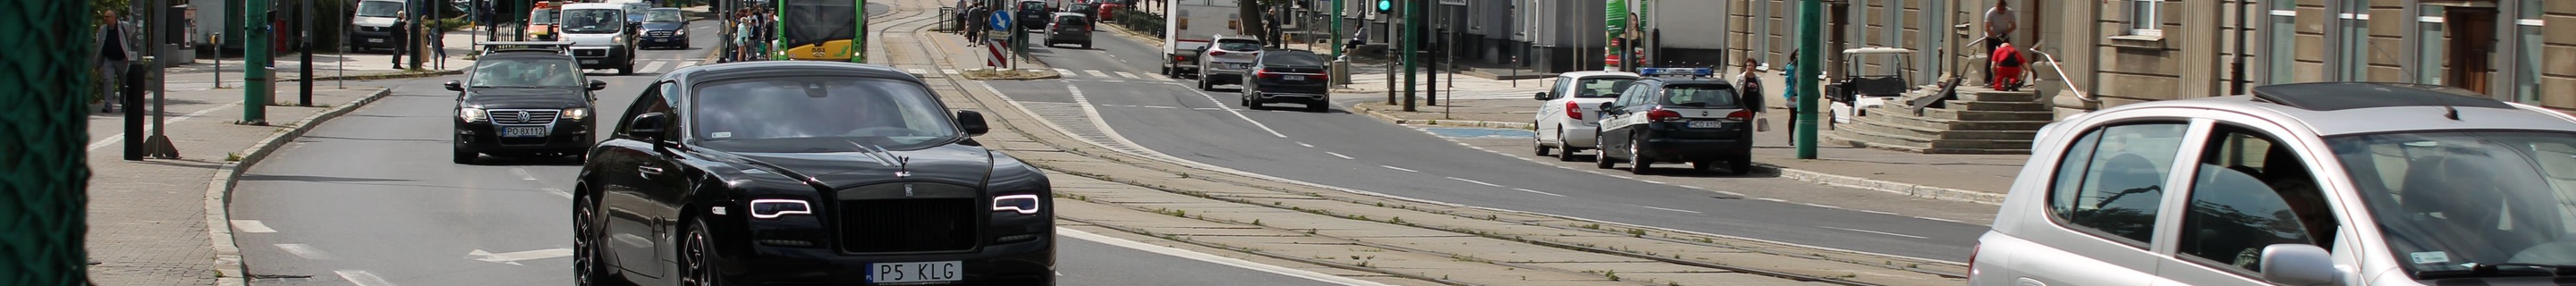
[1972,82,2576,286]
[1531,71,1640,161]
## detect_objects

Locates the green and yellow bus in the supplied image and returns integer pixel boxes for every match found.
[772,0,868,62]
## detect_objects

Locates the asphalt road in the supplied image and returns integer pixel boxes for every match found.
[229,21,1356,286]
[995,29,1987,262]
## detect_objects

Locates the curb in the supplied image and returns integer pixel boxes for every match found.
[204,88,394,285]
[1343,100,1535,130]
[1341,99,2009,206]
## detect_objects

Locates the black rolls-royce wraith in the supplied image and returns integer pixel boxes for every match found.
[573,61,1054,286]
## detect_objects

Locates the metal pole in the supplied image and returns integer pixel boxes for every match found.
[1401,0,1417,112]
[300,0,314,106]
[245,0,272,125]
[2230,0,2250,95]
[1792,0,1821,159]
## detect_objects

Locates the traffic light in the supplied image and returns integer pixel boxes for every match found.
[1375,0,1390,13]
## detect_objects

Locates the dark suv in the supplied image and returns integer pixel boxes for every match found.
[639,8,689,49]
[1592,68,1763,174]
[1016,0,1049,30]
[1237,50,1330,112]
[445,50,607,164]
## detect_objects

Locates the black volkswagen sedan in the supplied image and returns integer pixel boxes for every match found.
[573,61,1055,286]
[640,8,690,49]
[447,50,605,164]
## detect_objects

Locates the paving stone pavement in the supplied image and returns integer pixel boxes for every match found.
[83,84,386,285]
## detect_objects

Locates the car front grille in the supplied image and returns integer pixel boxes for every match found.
[647,31,674,37]
[488,109,559,125]
[840,198,978,253]
[574,49,607,57]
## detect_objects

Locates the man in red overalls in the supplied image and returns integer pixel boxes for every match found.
[1990,42,2026,91]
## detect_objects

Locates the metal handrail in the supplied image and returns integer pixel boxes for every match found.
[2021,44,2096,103]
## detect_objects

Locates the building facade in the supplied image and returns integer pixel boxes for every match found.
[2053,0,2570,115]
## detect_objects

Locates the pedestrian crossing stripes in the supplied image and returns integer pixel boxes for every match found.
[606,59,703,74]
[1046,69,1179,82]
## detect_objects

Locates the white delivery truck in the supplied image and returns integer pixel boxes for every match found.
[1158,0,1250,79]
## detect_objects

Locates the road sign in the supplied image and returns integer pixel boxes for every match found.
[989,11,1011,30]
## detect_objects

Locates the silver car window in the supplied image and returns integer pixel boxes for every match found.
[2048,122,2190,247]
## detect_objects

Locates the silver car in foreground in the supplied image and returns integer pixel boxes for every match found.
[1973,82,2576,286]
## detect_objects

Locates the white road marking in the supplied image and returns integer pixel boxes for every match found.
[942,69,962,74]
[89,101,242,151]
[1856,209,1902,216]
[1513,188,1568,197]
[1059,228,1393,286]
[1114,72,1142,79]
[1915,216,1964,223]
[1801,203,1845,210]
[1140,105,1176,109]
[1446,177,1501,187]
[1380,165,1419,172]
[512,168,538,181]
[1085,70,1111,78]
[545,187,572,199]
[1054,68,1073,74]
[1755,198,1789,203]
[905,68,928,75]
[1181,87,1288,138]
[1296,142,1314,147]
[1677,185,1706,190]
[1190,107,1220,110]
[468,248,574,265]
[1822,226,1929,240]
[640,61,670,72]
[276,243,335,259]
[230,220,275,233]
[1636,205,1704,214]
[1714,190,1747,197]
[1607,175,1633,180]
[1326,152,1353,160]
[335,270,395,286]
[1640,180,1666,184]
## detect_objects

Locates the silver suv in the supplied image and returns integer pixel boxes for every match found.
[1973,82,2576,286]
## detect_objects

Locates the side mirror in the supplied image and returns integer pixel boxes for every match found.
[588,80,608,91]
[2258,244,2337,286]
[1534,91,1552,101]
[628,113,670,143]
[444,80,464,91]
[955,110,990,136]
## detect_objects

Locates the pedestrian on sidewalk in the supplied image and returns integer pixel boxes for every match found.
[1736,57,1765,111]
[1982,1,2016,84]
[97,11,133,113]
[1781,51,1801,146]
[391,11,411,70]
[733,9,753,61]
[428,15,449,68]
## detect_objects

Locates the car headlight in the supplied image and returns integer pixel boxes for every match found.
[459,107,487,122]
[991,194,1042,215]
[674,29,686,36]
[748,199,813,219]
[560,107,589,120]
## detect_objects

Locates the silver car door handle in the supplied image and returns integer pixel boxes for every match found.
[639,166,664,178]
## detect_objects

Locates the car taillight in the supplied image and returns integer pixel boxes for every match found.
[1648,108,1685,122]
[1726,110,1753,122]
[1564,102,1582,120]
[1208,50,1227,56]
[1254,70,1272,80]
[1174,55,1186,62]
[1968,244,1980,279]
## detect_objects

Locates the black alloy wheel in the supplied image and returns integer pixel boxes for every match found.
[1730,155,1755,175]
[1628,135,1652,174]
[680,220,719,286]
[1555,130,1580,162]
[1532,126,1552,156]
[453,145,477,164]
[573,191,625,286]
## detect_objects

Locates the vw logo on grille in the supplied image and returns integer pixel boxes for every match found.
[515,111,531,122]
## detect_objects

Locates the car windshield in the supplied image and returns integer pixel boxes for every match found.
[1659,85,1739,107]
[530,10,556,24]
[2328,131,2576,276]
[1216,39,1263,52]
[624,4,649,18]
[691,77,961,151]
[1566,77,1637,98]
[356,1,402,18]
[468,58,584,88]
[561,9,623,33]
[647,9,683,22]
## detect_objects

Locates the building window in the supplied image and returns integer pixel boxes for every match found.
[2129,0,2163,37]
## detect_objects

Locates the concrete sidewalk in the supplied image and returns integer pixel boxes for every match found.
[83,83,389,285]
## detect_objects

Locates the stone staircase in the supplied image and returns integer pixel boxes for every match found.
[1826,87,2054,154]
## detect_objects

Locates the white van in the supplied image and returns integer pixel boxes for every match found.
[556,3,637,74]
[348,0,406,51]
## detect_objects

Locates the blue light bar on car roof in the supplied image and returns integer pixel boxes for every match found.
[1640,68,1713,77]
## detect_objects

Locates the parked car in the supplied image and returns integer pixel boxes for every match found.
[1094,1,1119,21]
[1970,82,2576,286]
[558,3,638,74]
[1042,13,1091,48]
[1532,71,1640,162]
[1193,35,1264,90]
[573,61,1055,286]
[348,0,406,51]
[1016,0,1050,30]
[1592,68,1761,174]
[444,49,604,164]
[1237,50,1329,112]
[639,7,689,49]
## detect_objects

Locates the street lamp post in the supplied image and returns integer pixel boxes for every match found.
[1792,0,1822,159]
